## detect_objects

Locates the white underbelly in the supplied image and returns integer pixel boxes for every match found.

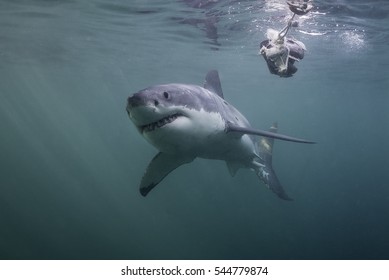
[145,126,256,162]
[142,109,257,163]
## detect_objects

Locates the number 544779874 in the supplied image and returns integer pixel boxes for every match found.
[214,266,268,276]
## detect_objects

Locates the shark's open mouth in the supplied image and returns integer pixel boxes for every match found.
[140,113,182,133]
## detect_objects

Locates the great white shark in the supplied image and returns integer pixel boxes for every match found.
[126,70,315,200]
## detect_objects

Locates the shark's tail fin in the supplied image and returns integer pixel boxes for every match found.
[256,122,293,201]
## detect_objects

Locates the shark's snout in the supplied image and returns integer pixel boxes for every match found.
[127,94,144,109]
[126,92,161,129]
[127,92,162,110]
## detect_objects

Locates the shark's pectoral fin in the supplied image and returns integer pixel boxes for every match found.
[226,122,316,144]
[140,153,195,197]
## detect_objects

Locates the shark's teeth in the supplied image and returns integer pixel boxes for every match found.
[141,113,181,133]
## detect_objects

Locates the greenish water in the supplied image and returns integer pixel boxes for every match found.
[0,0,388,259]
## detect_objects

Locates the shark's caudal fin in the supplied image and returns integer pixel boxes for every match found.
[139,152,194,196]
[256,123,292,201]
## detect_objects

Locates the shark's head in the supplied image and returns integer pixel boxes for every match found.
[127,85,182,135]
[126,84,223,153]
[128,84,207,133]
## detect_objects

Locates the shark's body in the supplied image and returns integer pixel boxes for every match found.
[126,70,314,200]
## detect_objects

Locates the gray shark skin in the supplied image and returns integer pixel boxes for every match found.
[126,70,315,200]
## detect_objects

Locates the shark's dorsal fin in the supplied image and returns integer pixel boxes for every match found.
[204,70,224,98]
[139,152,195,196]
[226,123,316,144]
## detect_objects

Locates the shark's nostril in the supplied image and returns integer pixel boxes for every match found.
[154,100,159,106]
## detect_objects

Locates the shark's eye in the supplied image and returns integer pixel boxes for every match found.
[163,91,169,99]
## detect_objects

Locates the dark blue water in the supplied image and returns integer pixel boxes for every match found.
[1,0,388,259]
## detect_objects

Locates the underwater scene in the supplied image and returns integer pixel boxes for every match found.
[0,0,388,259]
